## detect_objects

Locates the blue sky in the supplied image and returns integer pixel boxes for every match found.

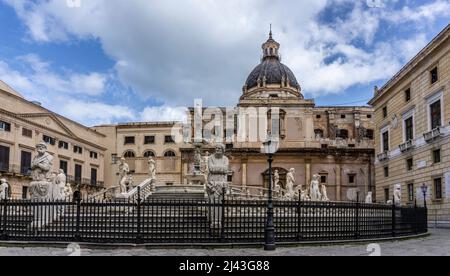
[0,0,448,126]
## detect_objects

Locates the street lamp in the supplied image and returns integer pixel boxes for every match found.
[421,184,428,208]
[261,137,279,251]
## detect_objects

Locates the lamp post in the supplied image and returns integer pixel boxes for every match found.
[421,184,428,208]
[261,137,279,251]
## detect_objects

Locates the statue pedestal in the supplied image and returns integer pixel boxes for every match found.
[185,173,207,186]
[29,181,64,228]
[29,181,53,200]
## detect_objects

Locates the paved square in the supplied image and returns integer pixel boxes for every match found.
[0,229,448,256]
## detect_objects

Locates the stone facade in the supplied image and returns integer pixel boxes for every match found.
[0,82,106,198]
[369,24,450,223]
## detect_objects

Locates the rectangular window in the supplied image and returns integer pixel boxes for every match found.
[408,184,414,202]
[74,164,82,184]
[111,154,118,164]
[144,136,155,145]
[22,128,32,138]
[22,186,28,200]
[365,129,374,140]
[384,167,389,178]
[0,145,10,172]
[165,135,175,144]
[433,149,441,164]
[430,100,442,130]
[60,160,68,175]
[58,141,69,150]
[341,114,346,119]
[43,135,56,146]
[90,168,98,185]
[382,131,389,152]
[383,107,388,118]
[124,136,135,145]
[407,158,413,171]
[348,175,355,184]
[73,146,83,154]
[405,117,414,141]
[90,151,98,159]
[384,188,390,203]
[320,175,327,184]
[434,178,442,199]
[20,151,32,175]
[367,114,372,119]
[316,115,321,119]
[0,121,11,132]
[405,88,411,102]
[430,67,438,84]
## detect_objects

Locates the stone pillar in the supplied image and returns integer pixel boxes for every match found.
[336,164,341,201]
[305,161,311,191]
[242,163,247,188]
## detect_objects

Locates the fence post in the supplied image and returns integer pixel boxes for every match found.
[136,186,142,244]
[220,187,226,242]
[355,193,360,240]
[414,200,418,234]
[1,197,8,240]
[392,196,396,237]
[74,191,81,242]
[297,197,302,241]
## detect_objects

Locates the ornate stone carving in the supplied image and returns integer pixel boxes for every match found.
[148,157,157,180]
[0,178,10,199]
[118,158,131,194]
[29,142,56,200]
[388,184,402,206]
[285,168,296,199]
[365,192,373,204]
[310,174,322,201]
[320,183,330,202]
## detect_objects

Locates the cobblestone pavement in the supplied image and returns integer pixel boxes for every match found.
[0,229,449,256]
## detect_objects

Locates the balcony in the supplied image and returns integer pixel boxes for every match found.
[67,176,104,187]
[377,151,389,162]
[399,140,414,153]
[424,127,443,143]
[0,163,32,176]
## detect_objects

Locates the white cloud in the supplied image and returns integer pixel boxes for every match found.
[1,0,449,108]
[140,106,189,123]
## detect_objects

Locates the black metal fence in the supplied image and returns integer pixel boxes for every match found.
[0,194,428,244]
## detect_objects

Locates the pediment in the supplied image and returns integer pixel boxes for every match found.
[19,113,76,137]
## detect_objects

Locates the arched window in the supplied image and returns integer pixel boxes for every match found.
[123,150,136,158]
[314,129,324,139]
[164,151,176,158]
[143,151,156,158]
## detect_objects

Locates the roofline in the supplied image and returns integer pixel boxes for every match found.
[369,24,450,105]
[0,89,106,138]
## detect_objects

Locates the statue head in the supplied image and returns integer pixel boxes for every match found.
[313,174,320,181]
[36,142,47,155]
[0,178,6,184]
[120,157,126,164]
[205,151,210,156]
[214,143,226,158]
[58,169,64,174]
[290,168,295,173]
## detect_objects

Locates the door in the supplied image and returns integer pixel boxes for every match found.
[0,145,10,172]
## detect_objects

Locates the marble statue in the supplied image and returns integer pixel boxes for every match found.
[206,144,229,229]
[148,157,157,180]
[320,183,330,202]
[118,158,130,194]
[388,184,402,206]
[365,192,373,204]
[64,183,73,199]
[300,189,310,201]
[285,168,296,199]
[0,178,10,199]
[29,142,55,200]
[54,169,67,200]
[194,146,202,173]
[201,151,210,175]
[310,174,322,201]
[273,170,282,197]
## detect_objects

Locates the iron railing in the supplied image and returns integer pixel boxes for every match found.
[0,191,428,244]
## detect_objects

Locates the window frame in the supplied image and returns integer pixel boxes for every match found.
[434,177,442,200]
[426,91,443,131]
[124,136,136,145]
[0,121,11,132]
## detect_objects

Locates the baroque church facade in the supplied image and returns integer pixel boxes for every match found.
[0,32,375,201]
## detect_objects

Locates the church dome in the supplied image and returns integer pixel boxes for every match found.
[243,30,301,92]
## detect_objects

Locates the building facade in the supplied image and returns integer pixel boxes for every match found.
[369,25,450,224]
[0,81,107,198]
[0,32,376,201]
